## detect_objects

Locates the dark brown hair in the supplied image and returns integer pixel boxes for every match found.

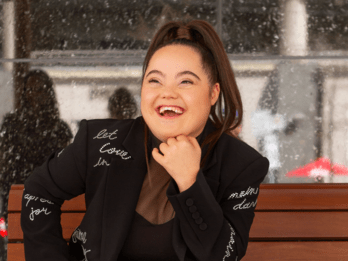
[108,87,137,119]
[21,69,60,120]
[142,20,243,166]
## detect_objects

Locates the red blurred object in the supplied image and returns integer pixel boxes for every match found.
[286,157,331,178]
[0,217,7,237]
[286,157,348,179]
[332,163,348,176]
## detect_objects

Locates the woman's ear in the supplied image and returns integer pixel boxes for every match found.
[210,83,220,106]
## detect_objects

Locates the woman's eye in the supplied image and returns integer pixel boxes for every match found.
[181,80,193,84]
[149,79,160,84]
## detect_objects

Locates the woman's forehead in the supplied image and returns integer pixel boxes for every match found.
[146,45,204,73]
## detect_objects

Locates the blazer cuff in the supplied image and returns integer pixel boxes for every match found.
[167,170,223,236]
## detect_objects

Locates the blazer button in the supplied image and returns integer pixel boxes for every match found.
[195,217,203,224]
[186,198,194,206]
[199,223,208,231]
[189,205,197,213]
[192,212,200,219]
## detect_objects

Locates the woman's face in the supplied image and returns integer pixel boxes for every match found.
[141,44,220,142]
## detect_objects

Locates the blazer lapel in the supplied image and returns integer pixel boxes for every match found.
[100,118,147,261]
[200,119,218,172]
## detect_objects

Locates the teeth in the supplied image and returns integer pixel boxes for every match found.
[159,106,183,114]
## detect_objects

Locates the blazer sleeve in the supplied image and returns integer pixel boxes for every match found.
[20,120,88,261]
[167,156,269,261]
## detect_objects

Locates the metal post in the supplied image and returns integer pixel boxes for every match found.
[2,0,15,72]
[280,0,308,56]
[216,0,223,39]
[13,0,31,110]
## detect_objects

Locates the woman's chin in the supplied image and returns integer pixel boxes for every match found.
[154,132,181,142]
[149,127,186,141]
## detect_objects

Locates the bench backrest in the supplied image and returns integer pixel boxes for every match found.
[8,184,348,260]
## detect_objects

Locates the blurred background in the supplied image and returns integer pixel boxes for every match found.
[1,0,348,184]
[1,0,348,259]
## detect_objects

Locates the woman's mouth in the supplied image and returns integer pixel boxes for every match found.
[157,106,184,118]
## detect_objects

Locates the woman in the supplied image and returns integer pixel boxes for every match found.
[0,69,72,261]
[0,69,72,220]
[108,87,137,119]
[21,20,269,261]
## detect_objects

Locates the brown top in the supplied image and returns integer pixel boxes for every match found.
[135,135,175,225]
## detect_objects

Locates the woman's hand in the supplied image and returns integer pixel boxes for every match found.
[152,135,201,192]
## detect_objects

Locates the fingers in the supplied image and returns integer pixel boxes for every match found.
[187,135,199,146]
[166,135,200,149]
[166,137,177,146]
[178,135,200,149]
[152,148,164,165]
[160,135,200,156]
[159,142,169,154]
[175,135,186,142]
[153,135,201,181]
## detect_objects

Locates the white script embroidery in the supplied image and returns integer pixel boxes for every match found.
[72,228,87,244]
[40,198,54,205]
[57,148,65,157]
[233,198,258,210]
[24,194,38,207]
[227,186,258,200]
[93,157,111,167]
[81,245,91,261]
[93,129,118,140]
[24,193,54,207]
[29,207,52,221]
[222,223,236,261]
[99,143,131,160]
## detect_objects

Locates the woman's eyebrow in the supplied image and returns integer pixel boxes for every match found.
[145,70,164,78]
[176,71,201,81]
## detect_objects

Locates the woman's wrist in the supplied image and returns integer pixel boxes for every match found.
[176,175,197,192]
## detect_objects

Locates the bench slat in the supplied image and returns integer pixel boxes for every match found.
[250,212,348,240]
[257,184,348,210]
[243,241,348,260]
[9,211,348,242]
[8,241,348,261]
[7,244,24,261]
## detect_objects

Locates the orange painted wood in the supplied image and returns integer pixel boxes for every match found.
[8,185,86,212]
[7,243,24,261]
[244,241,348,260]
[8,241,348,261]
[250,212,348,240]
[256,184,348,211]
[8,213,84,242]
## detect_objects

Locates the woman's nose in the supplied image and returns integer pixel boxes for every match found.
[160,85,178,99]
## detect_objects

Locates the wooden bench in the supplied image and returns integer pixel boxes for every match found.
[8,184,348,260]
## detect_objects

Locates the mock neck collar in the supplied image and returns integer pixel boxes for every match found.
[148,132,205,150]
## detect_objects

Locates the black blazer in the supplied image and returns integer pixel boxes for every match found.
[21,117,269,261]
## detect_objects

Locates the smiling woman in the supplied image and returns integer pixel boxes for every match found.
[141,44,220,142]
[20,20,269,261]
